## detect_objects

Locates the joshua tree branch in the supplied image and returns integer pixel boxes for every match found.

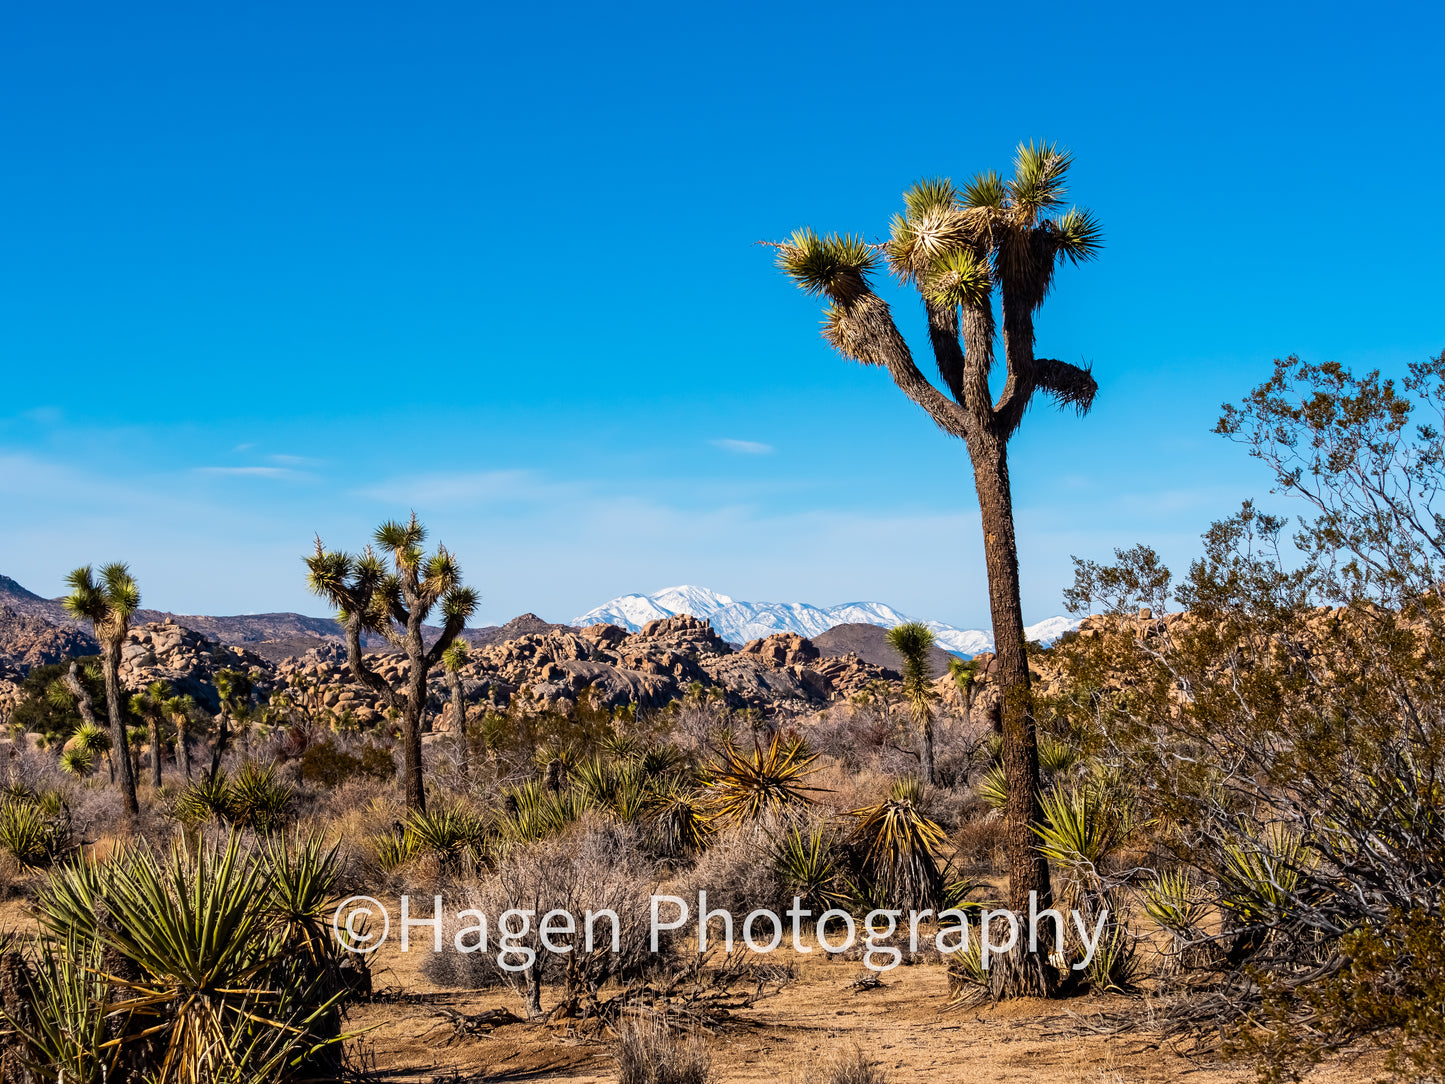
[344,616,402,712]
[1033,358,1098,415]
[923,300,966,405]
[829,291,970,439]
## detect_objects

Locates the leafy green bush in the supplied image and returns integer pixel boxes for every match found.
[298,738,395,788]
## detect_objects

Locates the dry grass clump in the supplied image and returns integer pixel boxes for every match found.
[799,1044,888,1084]
[614,1016,712,1084]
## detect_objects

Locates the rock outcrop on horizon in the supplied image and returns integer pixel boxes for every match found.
[0,573,910,726]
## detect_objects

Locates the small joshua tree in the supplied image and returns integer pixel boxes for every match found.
[133,680,171,788]
[211,668,253,776]
[305,514,478,811]
[62,563,141,815]
[442,640,470,782]
[165,692,199,780]
[886,622,938,784]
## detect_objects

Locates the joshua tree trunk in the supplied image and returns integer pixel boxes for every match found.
[210,708,230,778]
[403,649,428,812]
[147,717,162,789]
[971,437,1057,993]
[918,714,935,786]
[102,639,140,816]
[173,713,191,780]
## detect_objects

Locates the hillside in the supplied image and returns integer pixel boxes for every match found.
[811,622,957,676]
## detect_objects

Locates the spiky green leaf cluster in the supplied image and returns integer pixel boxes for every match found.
[14,831,357,1083]
[774,228,879,301]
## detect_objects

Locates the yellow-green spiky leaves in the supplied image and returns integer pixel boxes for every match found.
[1055,207,1104,265]
[961,169,1006,209]
[775,228,879,303]
[1009,139,1074,220]
[922,248,993,309]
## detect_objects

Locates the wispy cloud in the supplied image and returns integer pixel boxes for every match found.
[269,454,322,466]
[355,469,576,506]
[712,438,774,455]
[195,466,296,479]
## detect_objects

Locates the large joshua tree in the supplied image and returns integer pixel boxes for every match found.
[62,563,142,816]
[773,141,1101,994]
[305,514,478,811]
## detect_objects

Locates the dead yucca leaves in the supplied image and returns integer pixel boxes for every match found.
[848,779,950,910]
[702,735,823,825]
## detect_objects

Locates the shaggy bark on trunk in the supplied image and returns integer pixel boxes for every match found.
[102,639,139,816]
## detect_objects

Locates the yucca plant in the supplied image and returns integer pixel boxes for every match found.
[888,775,927,806]
[1218,822,1309,928]
[1037,734,1079,776]
[975,764,1009,812]
[1081,922,1141,994]
[172,770,238,827]
[0,933,115,1084]
[848,794,950,910]
[229,761,294,832]
[32,832,353,1083]
[770,825,846,911]
[703,735,822,824]
[0,798,71,871]
[370,827,423,872]
[260,831,344,963]
[1141,868,1208,934]
[403,804,489,872]
[497,782,594,843]
[1032,785,1126,903]
[648,784,713,856]
[945,943,991,1003]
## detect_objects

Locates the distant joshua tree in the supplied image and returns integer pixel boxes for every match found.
[305,514,478,811]
[442,640,471,782]
[773,141,1101,995]
[62,563,142,816]
[886,622,937,784]
[132,679,171,788]
[165,692,199,780]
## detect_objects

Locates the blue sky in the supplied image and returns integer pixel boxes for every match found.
[2,0,1442,629]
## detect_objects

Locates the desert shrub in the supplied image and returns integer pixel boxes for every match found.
[614,1017,711,1084]
[951,813,1006,872]
[298,738,395,788]
[421,819,658,1016]
[676,827,784,919]
[1051,352,1445,1075]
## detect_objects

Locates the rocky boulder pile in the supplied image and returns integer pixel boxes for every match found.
[118,620,272,713]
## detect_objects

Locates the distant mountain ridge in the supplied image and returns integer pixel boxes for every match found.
[572,585,1078,657]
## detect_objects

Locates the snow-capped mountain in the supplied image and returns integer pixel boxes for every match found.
[571,585,1078,657]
